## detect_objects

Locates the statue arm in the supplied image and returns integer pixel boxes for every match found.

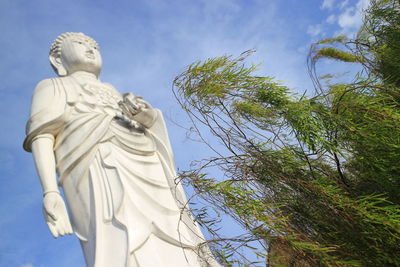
[31,134,73,238]
[24,78,66,152]
[27,79,72,238]
[31,134,59,194]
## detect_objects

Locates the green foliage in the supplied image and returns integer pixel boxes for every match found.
[173,1,400,266]
[358,0,400,85]
[316,35,348,45]
[313,48,364,63]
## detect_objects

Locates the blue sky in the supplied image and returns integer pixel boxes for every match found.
[0,0,369,266]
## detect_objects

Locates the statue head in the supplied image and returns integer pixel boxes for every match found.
[49,32,102,77]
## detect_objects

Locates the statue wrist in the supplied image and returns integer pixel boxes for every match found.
[43,190,60,197]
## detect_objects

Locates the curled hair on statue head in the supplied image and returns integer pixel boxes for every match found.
[49,32,99,76]
[49,32,99,58]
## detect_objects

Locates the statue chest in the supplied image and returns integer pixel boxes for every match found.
[72,83,123,115]
[60,86,155,156]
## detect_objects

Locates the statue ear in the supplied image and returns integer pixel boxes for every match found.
[49,54,67,76]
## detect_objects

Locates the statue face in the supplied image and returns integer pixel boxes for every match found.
[60,36,102,76]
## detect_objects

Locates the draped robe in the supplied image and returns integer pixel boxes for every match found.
[24,76,219,267]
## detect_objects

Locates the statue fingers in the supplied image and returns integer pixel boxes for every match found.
[119,101,139,116]
[121,104,131,116]
[127,102,141,115]
[58,224,66,236]
[48,210,58,221]
[123,94,137,106]
[61,213,73,235]
[47,222,59,238]
[43,206,57,224]
[136,98,152,109]
[66,220,73,234]
[55,216,65,236]
[58,204,70,235]
[122,92,135,102]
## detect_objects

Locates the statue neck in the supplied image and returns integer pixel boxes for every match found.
[70,71,99,83]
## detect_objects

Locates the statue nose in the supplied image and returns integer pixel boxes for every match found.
[83,42,94,52]
[85,47,95,55]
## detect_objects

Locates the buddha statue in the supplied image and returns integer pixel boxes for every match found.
[24,32,220,267]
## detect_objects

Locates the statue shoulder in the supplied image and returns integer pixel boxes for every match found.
[34,78,54,91]
[30,78,67,116]
[24,78,69,151]
[34,76,76,91]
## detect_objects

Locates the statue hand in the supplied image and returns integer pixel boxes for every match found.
[119,93,146,118]
[119,93,157,128]
[132,98,157,128]
[42,192,73,238]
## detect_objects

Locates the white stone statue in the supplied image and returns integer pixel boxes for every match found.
[23,32,220,267]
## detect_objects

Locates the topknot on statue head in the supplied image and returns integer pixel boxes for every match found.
[49,32,100,76]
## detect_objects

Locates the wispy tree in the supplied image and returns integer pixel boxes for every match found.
[173,1,400,266]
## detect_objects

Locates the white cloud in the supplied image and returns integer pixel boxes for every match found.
[307,24,323,37]
[321,0,335,9]
[338,7,359,28]
[337,0,370,36]
[326,14,336,24]
[357,0,371,10]
[20,264,34,267]
[339,0,350,9]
